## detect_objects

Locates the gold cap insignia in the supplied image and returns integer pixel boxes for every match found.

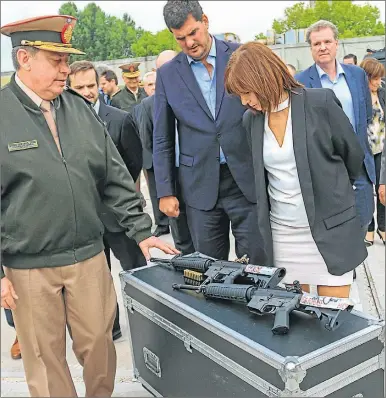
[61,22,73,44]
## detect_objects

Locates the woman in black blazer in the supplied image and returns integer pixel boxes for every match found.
[225,42,366,298]
[359,58,385,245]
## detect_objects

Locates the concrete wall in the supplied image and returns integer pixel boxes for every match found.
[270,35,385,71]
[2,36,384,81]
[94,36,385,81]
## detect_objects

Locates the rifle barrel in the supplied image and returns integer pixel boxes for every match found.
[172,283,200,291]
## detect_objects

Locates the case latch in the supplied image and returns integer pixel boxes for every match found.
[183,335,193,353]
[124,296,134,313]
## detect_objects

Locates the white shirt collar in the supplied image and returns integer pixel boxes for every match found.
[15,73,44,108]
[93,99,100,114]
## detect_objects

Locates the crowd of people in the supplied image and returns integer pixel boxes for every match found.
[0,0,385,396]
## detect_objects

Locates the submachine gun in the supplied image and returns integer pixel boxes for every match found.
[172,282,355,335]
[150,252,286,289]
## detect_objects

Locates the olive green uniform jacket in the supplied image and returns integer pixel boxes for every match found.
[0,75,152,277]
[110,86,147,114]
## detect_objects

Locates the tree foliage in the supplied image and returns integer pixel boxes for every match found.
[271,0,384,38]
[59,2,181,61]
[131,29,180,57]
[255,32,268,40]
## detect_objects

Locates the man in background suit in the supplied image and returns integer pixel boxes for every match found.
[134,70,171,237]
[137,50,195,254]
[68,60,147,341]
[296,20,375,237]
[95,64,111,104]
[153,1,264,262]
[99,69,121,105]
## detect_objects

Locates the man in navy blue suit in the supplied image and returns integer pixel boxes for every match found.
[153,0,264,262]
[296,20,375,238]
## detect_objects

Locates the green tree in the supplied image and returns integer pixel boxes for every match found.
[59,1,78,18]
[59,2,180,60]
[255,32,267,40]
[272,0,384,38]
[131,29,180,57]
[59,2,141,60]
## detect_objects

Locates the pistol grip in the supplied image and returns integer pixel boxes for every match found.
[272,308,290,335]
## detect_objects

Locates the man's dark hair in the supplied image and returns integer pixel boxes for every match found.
[101,70,118,85]
[163,0,203,30]
[343,53,357,65]
[68,60,99,85]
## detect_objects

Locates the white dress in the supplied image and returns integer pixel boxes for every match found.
[263,101,353,287]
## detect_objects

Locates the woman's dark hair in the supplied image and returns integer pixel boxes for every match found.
[225,42,303,112]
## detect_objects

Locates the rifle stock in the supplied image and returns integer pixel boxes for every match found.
[173,282,352,335]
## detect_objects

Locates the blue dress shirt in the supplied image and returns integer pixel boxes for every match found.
[316,62,356,133]
[187,38,226,164]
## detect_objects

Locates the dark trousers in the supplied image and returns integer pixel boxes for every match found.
[103,239,120,335]
[146,167,169,227]
[103,234,146,334]
[368,152,385,232]
[4,308,15,328]
[185,164,265,263]
[170,172,195,255]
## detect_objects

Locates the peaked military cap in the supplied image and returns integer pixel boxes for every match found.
[119,62,141,78]
[1,14,85,55]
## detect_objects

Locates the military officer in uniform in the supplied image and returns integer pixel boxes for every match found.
[0,14,178,397]
[110,62,148,114]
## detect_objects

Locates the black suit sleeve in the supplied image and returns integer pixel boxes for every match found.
[119,113,143,181]
[139,100,154,152]
[242,110,254,150]
[327,90,364,184]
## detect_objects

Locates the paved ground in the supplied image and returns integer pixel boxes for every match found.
[1,172,385,396]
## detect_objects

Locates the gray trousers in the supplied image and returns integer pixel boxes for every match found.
[185,164,265,263]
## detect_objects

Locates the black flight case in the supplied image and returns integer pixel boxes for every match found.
[120,264,385,397]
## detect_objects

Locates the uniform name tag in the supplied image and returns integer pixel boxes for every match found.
[8,140,38,152]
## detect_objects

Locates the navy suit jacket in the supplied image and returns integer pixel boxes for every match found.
[153,38,256,211]
[295,63,375,184]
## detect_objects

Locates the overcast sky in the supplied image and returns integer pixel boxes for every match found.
[1,1,384,71]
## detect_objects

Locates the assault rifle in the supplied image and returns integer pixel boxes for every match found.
[150,252,286,289]
[172,282,354,335]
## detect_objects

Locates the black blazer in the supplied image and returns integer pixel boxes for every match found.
[133,96,154,170]
[98,100,143,181]
[243,87,367,276]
